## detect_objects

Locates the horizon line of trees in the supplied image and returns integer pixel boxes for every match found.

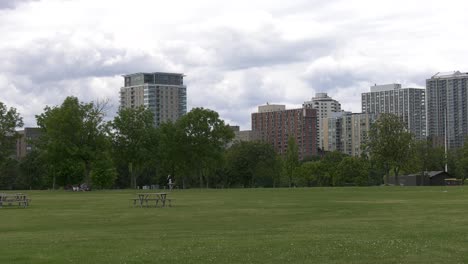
[0,98,467,190]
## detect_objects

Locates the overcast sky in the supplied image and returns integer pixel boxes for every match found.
[1,0,467,129]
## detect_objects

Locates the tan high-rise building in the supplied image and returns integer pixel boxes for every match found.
[120,72,187,126]
[16,127,42,159]
[322,112,376,156]
[303,93,342,152]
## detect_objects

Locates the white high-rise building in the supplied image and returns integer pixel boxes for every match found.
[426,71,468,149]
[361,83,426,140]
[303,93,342,151]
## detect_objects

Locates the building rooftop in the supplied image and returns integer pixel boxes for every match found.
[258,104,286,113]
[430,71,468,79]
[370,83,401,92]
[122,72,185,77]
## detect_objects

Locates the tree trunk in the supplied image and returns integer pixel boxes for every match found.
[199,167,203,189]
[394,167,400,186]
[84,160,92,186]
[171,165,175,187]
[129,162,135,189]
[384,163,390,185]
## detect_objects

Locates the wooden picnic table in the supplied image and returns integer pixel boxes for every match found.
[133,192,172,208]
[0,193,30,208]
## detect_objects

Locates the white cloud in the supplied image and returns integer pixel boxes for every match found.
[0,0,468,129]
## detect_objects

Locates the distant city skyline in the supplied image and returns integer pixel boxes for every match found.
[1,0,467,130]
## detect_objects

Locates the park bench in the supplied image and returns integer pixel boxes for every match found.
[131,198,162,207]
[0,193,31,208]
[131,193,174,208]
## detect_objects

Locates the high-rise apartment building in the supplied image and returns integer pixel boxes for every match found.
[120,72,187,126]
[303,93,342,151]
[322,112,376,156]
[426,71,468,149]
[251,104,317,159]
[361,83,426,140]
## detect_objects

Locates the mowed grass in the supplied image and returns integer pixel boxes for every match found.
[1,187,468,264]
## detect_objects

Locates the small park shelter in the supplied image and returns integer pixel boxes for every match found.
[389,171,449,186]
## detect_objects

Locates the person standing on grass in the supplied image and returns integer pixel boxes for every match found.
[167,175,173,190]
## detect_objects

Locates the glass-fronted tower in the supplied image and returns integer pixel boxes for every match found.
[426,71,468,149]
[120,72,187,126]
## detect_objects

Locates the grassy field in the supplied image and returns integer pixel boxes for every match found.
[1,187,468,264]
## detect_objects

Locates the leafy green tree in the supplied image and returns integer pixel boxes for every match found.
[0,158,20,190]
[367,114,413,185]
[334,156,370,186]
[108,106,155,188]
[443,148,466,183]
[284,136,299,187]
[225,141,279,187]
[177,108,234,188]
[294,160,330,187]
[0,102,23,163]
[36,97,109,187]
[17,150,48,189]
[453,139,468,182]
[158,121,187,188]
[0,102,23,189]
[409,139,445,174]
[294,161,319,187]
[91,152,117,189]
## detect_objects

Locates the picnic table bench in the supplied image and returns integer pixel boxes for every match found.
[0,193,31,208]
[131,193,173,208]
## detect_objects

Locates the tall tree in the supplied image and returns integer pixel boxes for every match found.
[36,97,109,187]
[177,108,234,188]
[294,161,330,187]
[225,141,279,187]
[18,150,48,189]
[158,121,186,188]
[284,136,299,187]
[0,102,23,189]
[367,114,413,185]
[334,156,370,186]
[0,102,23,163]
[410,139,445,174]
[90,151,117,189]
[108,106,155,189]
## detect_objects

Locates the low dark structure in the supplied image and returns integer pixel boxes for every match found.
[389,171,450,186]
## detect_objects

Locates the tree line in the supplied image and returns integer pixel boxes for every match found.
[0,98,465,190]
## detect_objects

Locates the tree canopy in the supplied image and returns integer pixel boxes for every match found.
[0,101,23,163]
[35,97,110,187]
[367,114,413,185]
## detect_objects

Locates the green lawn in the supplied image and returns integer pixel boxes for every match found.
[1,187,468,263]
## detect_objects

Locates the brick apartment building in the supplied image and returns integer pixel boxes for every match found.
[251,104,317,159]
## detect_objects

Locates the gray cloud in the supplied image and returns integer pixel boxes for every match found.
[1,36,172,86]
[0,0,38,9]
[210,28,336,70]
[1,0,468,129]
